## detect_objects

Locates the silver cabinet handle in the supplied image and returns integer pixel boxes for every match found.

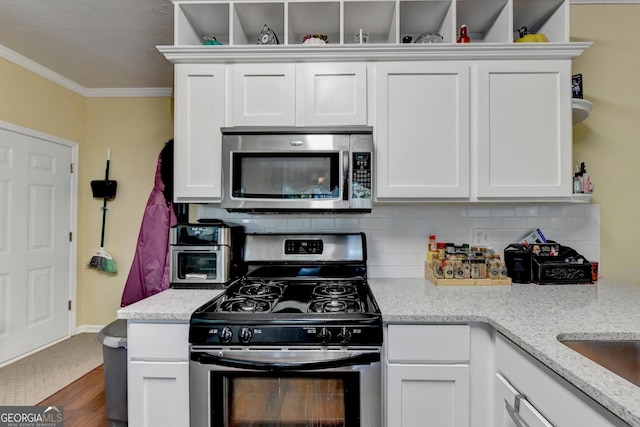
[505,394,530,427]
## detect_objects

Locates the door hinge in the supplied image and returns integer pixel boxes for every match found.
[68,300,72,311]
[69,232,73,242]
[70,163,74,173]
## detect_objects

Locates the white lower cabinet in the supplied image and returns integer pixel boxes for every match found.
[385,324,471,427]
[495,334,627,427]
[127,321,190,427]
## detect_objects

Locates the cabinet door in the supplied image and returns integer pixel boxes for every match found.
[128,361,189,427]
[230,63,296,126]
[476,61,572,199]
[375,62,470,199]
[297,63,368,126]
[174,64,225,202]
[495,373,553,427]
[387,364,470,427]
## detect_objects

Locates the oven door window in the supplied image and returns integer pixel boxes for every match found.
[177,252,218,280]
[231,153,341,200]
[211,372,360,427]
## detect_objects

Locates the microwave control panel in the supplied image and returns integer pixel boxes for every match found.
[352,152,372,199]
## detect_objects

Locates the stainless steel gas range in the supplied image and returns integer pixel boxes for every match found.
[189,233,382,427]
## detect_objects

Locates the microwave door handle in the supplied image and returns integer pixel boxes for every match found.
[191,351,380,371]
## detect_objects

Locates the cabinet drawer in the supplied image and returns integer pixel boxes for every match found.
[128,322,189,361]
[496,334,625,426]
[387,324,470,363]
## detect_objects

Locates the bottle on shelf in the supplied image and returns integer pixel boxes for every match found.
[427,235,438,265]
[581,162,591,193]
[457,25,470,43]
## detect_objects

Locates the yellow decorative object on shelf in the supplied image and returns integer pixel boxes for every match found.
[515,27,548,43]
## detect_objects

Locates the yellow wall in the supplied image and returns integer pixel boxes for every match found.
[78,98,173,326]
[0,57,173,326]
[571,4,640,285]
[0,58,85,142]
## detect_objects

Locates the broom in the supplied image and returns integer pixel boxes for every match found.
[88,149,117,274]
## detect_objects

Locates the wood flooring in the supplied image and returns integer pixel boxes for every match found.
[38,365,109,427]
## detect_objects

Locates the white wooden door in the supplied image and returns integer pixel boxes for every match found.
[0,122,73,364]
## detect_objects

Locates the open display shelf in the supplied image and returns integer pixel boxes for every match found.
[171,0,570,47]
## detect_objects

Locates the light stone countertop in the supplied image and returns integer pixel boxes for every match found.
[116,280,640,425]
[368,278,640,426]
[117,289,223,321]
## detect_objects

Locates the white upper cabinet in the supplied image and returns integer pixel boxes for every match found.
[375,61,470,200]
[297,63,368,126]
[229,63,368,127]
[476,60,573,199]
[230,63,297,126]
[162,0,590,203]
[174,64,225,202]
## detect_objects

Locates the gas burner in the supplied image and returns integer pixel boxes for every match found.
[235,281,284,300]
[220,298,272,313]
[312,283,358,299]
[308,297,362,314]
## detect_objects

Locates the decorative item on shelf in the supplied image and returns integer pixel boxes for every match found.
[257,24,279,44]
[202,36,223,46]
[572,162,593,195]
[414,32,443,44]
[514,26,548,42]
[457,24,470,43]
[302,34,328,45]
[572,74,583,99]
[354,29,369,44]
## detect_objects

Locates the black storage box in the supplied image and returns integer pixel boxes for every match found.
[532,246,592,285]
[504,243,593,285]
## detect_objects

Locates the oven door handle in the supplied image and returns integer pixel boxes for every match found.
[190,351,380,371]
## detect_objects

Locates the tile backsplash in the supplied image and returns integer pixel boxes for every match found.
[197,204,600,278]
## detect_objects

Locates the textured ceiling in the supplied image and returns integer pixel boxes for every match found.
[0,0,175,89]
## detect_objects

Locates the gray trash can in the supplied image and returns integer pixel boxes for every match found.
[98,319,128,427]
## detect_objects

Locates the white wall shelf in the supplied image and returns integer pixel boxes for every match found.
[572,98,592,124]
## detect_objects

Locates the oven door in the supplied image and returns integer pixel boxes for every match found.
[190,347,381,427]
[170,246,230,287]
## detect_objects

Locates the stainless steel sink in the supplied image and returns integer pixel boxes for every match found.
[559,339,640,387]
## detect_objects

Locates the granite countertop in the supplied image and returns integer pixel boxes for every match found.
[116,280,640,425]
[368,278,640,426]
[117,289,223,321]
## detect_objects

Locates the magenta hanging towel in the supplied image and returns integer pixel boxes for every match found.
[121,140,177,306]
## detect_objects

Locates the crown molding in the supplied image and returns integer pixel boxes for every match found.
[0,44,172,98]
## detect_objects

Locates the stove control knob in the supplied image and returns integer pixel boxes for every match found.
[219,327,233,344]
[317,327,332,343]
[337,327,352,344]
[239,327,253,344]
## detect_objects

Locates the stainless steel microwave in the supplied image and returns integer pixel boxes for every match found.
[221,127,373,213]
